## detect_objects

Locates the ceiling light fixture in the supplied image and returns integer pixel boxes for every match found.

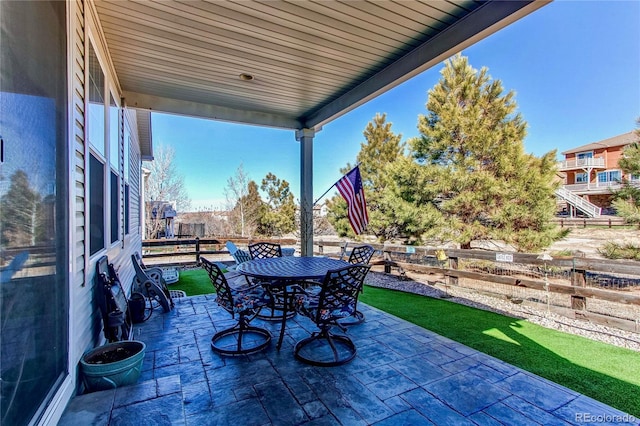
[239,73,254,81]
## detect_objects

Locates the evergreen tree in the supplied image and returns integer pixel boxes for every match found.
[388,54,562,251]
[232,180,264,237]
[612,121,640,225]
[1,170,41,247]
[259,173,296,236]
[327,113,404,239]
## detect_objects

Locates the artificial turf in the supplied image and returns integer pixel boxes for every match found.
[360,286,640,417]
[169,268,213,296]
[171,269,640,416]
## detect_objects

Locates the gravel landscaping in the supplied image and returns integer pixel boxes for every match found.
[365,270,640,352]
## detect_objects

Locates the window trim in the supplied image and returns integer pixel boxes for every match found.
[597,169,621,183]
[575,172,588,183]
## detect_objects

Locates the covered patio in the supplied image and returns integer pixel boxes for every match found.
[60,295,628,425]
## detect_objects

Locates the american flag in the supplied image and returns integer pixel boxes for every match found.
[335,166,369,235]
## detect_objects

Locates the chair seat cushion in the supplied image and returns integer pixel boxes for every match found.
[217,284,270,313]
[294,293,355,321]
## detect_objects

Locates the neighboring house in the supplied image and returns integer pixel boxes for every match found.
[557,131,639,216]
[148,201,177,239]
[0,2,546,425]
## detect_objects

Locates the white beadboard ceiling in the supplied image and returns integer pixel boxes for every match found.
[94,0,549,130]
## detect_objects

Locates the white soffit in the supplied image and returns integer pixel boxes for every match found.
[94,0,550,130]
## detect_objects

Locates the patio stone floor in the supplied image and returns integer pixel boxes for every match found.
[60,295,633,425]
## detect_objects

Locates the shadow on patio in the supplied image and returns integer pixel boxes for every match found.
[60,295,632,425]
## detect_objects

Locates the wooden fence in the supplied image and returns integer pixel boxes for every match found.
[142,238,640,333]
[316,240,640,333]
[142,237,297,265]
[551,217,628,228]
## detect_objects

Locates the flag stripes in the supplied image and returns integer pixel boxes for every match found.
[336,166,369,235]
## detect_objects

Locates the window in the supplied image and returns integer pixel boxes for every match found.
[0,3,69,423]
[125,184,130,235]
[597,170,621,183]
[89,42,124,250]
[88,44,105,156]
[111,171,119,243]
[576,172,588,183]
[576,151,593,167]
[109,93,119,169]
[90,154,105,255]
[124,128,131,236]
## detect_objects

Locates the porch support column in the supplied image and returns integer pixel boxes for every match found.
[296,128,316,257]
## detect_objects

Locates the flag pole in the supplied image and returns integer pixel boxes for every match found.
[313,163,361,206]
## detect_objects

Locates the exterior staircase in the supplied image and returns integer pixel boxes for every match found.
[555,187,601,217]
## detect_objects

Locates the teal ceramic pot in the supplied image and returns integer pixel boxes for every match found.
[80,341,145,392]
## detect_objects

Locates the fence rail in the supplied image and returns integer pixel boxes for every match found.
[551,217,628,228]
[142,238,640,333]
[142,237,297,264]
[316,240,640,333]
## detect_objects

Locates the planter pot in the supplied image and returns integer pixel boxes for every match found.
[80,341,145,392]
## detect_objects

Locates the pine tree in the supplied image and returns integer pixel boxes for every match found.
[260,173,296,236]
[388,54,562,251]
[327,113,404,239]
[612,121,640,225]
[1,170,41,247]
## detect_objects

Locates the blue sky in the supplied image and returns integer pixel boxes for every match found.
[151,1,640,212]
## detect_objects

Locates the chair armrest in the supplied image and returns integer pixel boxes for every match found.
[145,268,165,286]
[289,280,322,296]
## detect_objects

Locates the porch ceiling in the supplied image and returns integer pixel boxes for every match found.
[93,0,548,131]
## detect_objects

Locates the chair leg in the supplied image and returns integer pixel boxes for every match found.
[211,315,271,356]
[257,286,296,321]
[294,327,357,367]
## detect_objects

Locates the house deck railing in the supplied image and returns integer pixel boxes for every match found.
[557,157,606,170]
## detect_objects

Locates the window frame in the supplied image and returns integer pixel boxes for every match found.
[86,36,124,257]
[597,170,621,184]
[575,172,588,183]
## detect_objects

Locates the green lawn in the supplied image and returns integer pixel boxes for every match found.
[360,286,640,417]
[169,268,213,296]
[171,269,640,416]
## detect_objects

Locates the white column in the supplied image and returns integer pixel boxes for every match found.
[296,128,315,256]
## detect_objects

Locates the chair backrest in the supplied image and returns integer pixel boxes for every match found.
[348,244,375,265]
[200,257,234,313]
[95,255,132,341]
[232,249,251,265]
[249,242,282,259]
[226,241,239,255]
[131,253,154,288]
[315,264,370,323]
[133,251,147,269]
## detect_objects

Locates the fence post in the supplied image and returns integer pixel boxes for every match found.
[318,241,324,255]
[195,237,200,264]
[448,256,458,287]
[571,268,586,287]
[383,249,392,273]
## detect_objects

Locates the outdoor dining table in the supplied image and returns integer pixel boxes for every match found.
[236,256,349,349]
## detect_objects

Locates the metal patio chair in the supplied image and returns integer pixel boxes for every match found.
[131,254,173,313]
[293,264,370,366]
[338,244,376,325]
[201,257,272,356]
[248,242,283,259]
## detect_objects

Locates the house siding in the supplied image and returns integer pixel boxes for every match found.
[44,1,147,423]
